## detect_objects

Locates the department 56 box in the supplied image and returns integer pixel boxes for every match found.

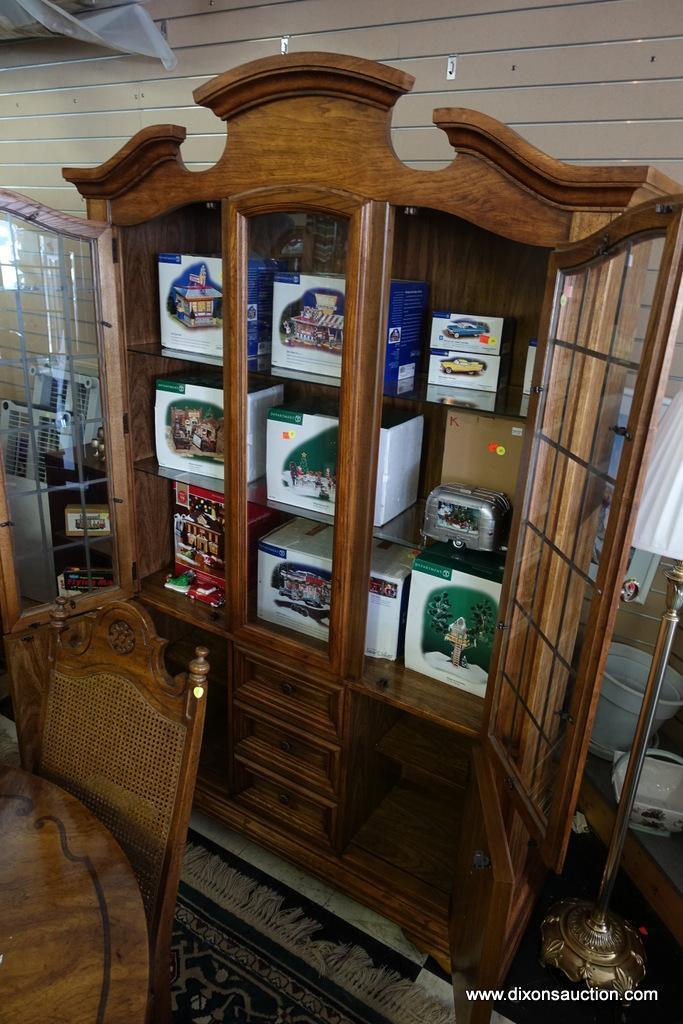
[271,274,428,382]
[366,540,416,660]
[272,273,344,378]
[257,519,415,654]
[247,258,285,358]
[265,404,423,526]
[155,374,282,482]
[404,543,505,696]
[158,254,222,357]
[384,280,428,385]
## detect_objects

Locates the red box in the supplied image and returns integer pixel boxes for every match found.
[173,481,278,590]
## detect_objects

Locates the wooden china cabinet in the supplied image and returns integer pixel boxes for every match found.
[2,54,683,1022]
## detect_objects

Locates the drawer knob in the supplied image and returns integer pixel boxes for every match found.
[281,682,295,695]
[278,792,290,805]
[280,740,292,753]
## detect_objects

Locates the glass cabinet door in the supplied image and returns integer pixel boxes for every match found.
[0,193,133,629]
[225,190,390,673]
[486,201,683,870]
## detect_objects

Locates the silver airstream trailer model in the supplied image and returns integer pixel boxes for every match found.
[422,483,511,552]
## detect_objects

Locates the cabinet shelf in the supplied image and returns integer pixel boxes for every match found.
[138,568,229,638]
[376,715,472,788]
[356,658,484,737]
[345,772,463,894]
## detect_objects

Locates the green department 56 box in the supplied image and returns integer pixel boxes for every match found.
[404,543,505,696]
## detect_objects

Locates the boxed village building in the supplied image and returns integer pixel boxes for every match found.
[404,543,505,696]
[265,403,423,525]
[155,374,282,482]
[158,254,223,357]
[257,518,415,657]
[271,273,427,383]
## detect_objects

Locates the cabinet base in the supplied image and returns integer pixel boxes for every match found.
[194,772,452,961]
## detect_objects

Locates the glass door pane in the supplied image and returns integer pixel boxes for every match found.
[244,211,349,654]
[0,208,118,613]
[488,219,679,856]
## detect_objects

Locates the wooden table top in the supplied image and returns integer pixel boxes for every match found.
[0,765,149,1024]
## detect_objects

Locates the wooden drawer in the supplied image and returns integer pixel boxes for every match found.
[234,765,336,848]
[235,657,342,739]
[234,705,339,797]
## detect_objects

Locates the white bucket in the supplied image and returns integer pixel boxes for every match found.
[589,643,683,759]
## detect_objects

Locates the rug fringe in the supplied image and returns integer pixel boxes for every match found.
[182,841,454,1024]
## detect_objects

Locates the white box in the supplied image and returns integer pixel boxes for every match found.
[271,273,345,378]
[427,349,505,392]
[523,338,538,394]
[158,254,222,357]
[404,543,504,696]
[266,405,423,526]
[366,540,415,660]
[257,519,414,655]
[155,375,282,482]
[429,311,506,355]
[258,519,334,642]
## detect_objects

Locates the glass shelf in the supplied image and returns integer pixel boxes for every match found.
[134,455,224,493]
[128,341,530,420]
[128,341,223,367]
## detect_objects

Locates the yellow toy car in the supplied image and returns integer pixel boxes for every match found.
[440,357,486,375]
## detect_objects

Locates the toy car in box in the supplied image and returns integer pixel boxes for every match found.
[422,483,511,552]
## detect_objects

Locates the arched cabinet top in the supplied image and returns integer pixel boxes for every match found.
[434,107,675,211]
[193,51,415,119]
[62,51,680,244]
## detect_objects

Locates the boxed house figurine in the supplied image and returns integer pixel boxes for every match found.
[265,403,423,525]
[173,480,277,590]
[158,254,223,357]
[272,272,345,378]
[155,374,282,482]
[257,518,415,655]
[404,542,505,696]
[173,481,225,590]
[428,311,514,392]
[271,273,427,382]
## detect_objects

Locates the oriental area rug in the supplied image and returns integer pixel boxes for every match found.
[171,830,453,1024]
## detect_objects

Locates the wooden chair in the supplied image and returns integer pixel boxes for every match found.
[34,598,208,1024]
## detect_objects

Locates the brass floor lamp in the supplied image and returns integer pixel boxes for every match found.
[541,386,683,993]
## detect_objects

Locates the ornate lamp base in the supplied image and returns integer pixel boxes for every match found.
[540,898,646,993]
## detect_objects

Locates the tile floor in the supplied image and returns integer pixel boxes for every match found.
[190,808,516,1024]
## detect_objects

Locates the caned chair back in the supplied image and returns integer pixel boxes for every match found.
[39,598,208,1023]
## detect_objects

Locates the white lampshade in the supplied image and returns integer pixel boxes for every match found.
[632,387,683,559]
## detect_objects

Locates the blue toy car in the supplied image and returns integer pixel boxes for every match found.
[443,318,490,339]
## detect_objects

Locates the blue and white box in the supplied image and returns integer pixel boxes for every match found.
[158,253,222,357]
[384,280,429,385]
[247,258,284,358]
